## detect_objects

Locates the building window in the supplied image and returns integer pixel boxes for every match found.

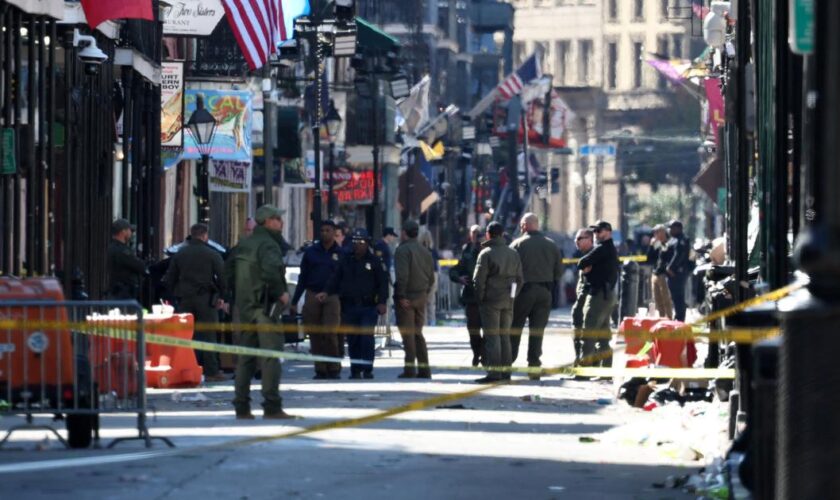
[555,40,570,85]
[633,42,643,88]
[672,34,683,59]
[579,39,592,84]
[608,0,618,21]
[634,0,644,21]
[661,0,669,20]
[607,42,617,89]
[513,41,526,66]
[656,36,668,89]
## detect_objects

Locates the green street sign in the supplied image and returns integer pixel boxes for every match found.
[790,0,814,55]
[0,128,15,175]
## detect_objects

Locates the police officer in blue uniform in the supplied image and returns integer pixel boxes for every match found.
[374,227,398,272]
[326,228,389,379]
[292,220,344,379]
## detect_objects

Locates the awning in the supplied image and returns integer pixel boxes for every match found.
[6,0,63,19]
[356,17,400,52]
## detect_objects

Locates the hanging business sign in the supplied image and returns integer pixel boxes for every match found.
[162,0,226,36]
[789,0,814,55]
[209,159,252,192]
[161,62,184,148]
[1,129,15,175]
[324,168,375,204]
[183,89,252,162]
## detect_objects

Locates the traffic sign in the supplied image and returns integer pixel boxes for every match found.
[579,144,616,157]
[790,0,814,55]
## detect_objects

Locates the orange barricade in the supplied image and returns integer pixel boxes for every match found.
[144,313,203,388]
[619,317,661,368]
[650,320,697,368]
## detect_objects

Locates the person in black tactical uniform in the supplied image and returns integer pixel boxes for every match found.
[578,220,620,368]
[449,225,484,366]
[106,218,145,301]
[326,228,389,379]
[665,220,692,321]
[164,223,227,381]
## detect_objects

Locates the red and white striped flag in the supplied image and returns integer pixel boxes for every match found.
[221,0,310,70]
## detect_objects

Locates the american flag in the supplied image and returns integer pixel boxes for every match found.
[221,0,310,70]
[498,54,542,99]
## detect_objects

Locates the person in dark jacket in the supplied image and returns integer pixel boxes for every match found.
[326,228,388,379]
[374,227,398,272]
[578,220,619,368]
[291,220,343,379]
[666,220,691,321]
[448,225,484,366]
[164,223,227,381]
[571,228,594,366]
[106,218,146,300]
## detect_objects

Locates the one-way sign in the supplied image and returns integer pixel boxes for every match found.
[579,144,616,156]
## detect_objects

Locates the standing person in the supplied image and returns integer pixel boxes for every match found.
[448,225,484,366]
[571,228,594,366]
[509,213,563,379]
[418,229,440,327]
[163,223,227,381]
[225,205,296,420]
[665,220,691,321]
[291,220,343,380]
[650,224,674,319]
[374,227,398,272]
[106,219,146,300]
[578,220,619,368]
[473,222,523,384]
[394,220,436,379]
[326,229,389,379]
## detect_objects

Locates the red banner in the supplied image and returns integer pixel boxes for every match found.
[705,78,725,145]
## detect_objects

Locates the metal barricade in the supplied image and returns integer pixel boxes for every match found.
[0,300,173,449]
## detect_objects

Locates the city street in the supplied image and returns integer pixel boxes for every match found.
[0,313,719,499]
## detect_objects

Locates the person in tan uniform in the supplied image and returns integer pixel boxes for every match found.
[394,220,436,379]
[473,222,523,383]
[650,224,674,319]
[509,213,563,379]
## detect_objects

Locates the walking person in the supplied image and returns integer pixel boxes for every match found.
[509,213,563,379]
[570,228,594,366]
[326,229,389,379]
[578,220,619,368]
[665,220,691,321]
[163,223,227,381]
[106,218,146,301]
[394,220,436,379]
[291,220,343,380]
[473,222,523,383]
[448,225,484,366]
[650,224,674,319]
[225,205,297,420]
[418,229,440,326]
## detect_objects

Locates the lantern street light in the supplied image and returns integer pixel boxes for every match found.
[186,94,218,224]
[325,100,342,218]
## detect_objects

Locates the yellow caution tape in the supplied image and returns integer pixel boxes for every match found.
[562,255,649,265]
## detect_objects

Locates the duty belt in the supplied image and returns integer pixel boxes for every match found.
[341,296,376,307]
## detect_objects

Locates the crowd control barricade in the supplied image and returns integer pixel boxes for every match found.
[0,299,173,449]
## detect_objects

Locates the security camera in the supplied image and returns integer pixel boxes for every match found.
[73,28,108,74]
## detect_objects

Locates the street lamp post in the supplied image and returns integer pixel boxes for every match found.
[186,94,218,225]
[325,100,342,218]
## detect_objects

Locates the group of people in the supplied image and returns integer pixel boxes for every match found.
[449,213,563,382]
[645,220,692,322]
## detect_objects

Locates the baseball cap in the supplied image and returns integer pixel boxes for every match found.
[589,220,612,232]
[321,219,338,228]
[383,227,398,238]
[111,218,135,235]
[255,205,285,224]
[402,220,420,233]
[351,228,371,242]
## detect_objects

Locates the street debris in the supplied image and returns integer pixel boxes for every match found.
[171,392,209,403]
[578,436,599,443]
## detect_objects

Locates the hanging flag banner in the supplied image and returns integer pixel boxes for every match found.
[704,78,725,145]
[209,159,252,192]
[183,89,252,161]
[162,0,225,36]
[161,62,184,147]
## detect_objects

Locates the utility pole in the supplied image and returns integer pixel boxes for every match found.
[263,66,275,205]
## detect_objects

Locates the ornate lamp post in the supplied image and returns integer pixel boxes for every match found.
[186,94,218,224]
